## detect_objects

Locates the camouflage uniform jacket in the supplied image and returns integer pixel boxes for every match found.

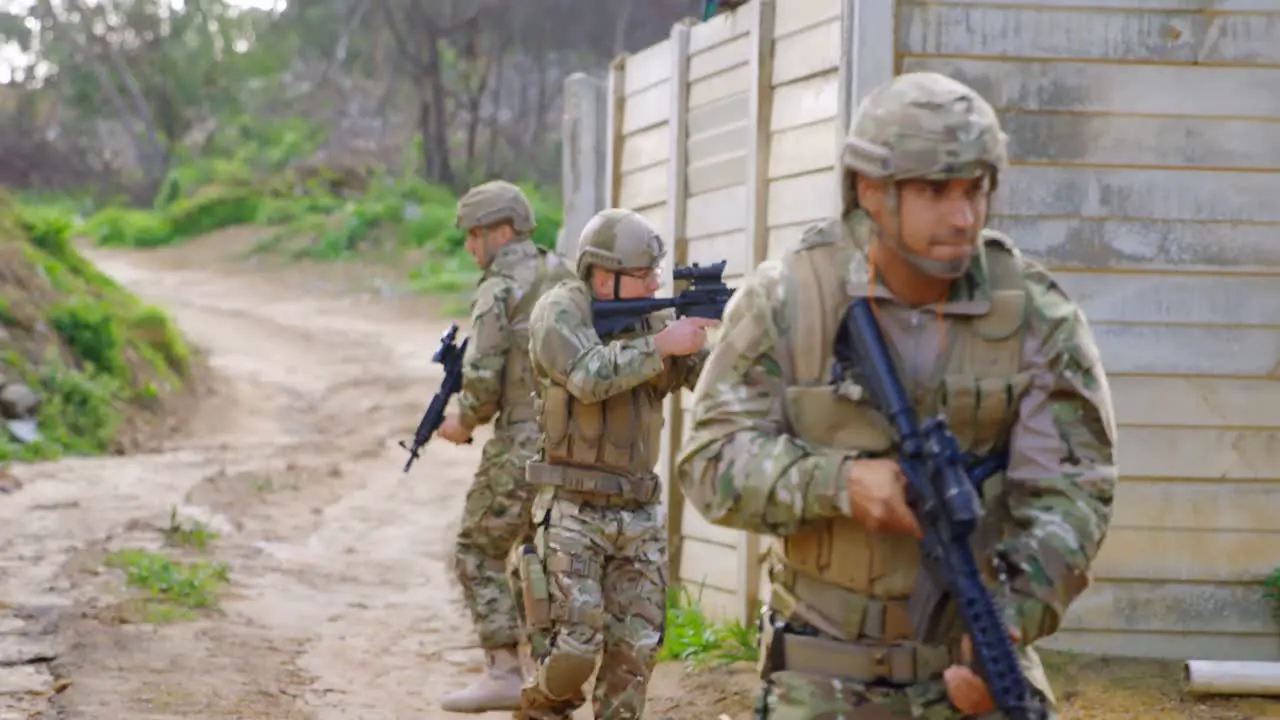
[528,277,707,494]
[675,211,1118,645]
[457,238,572,433]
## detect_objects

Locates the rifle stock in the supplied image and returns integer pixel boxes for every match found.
[832,297,1046,720]
[591,260,735,337]
[399,323,471,473]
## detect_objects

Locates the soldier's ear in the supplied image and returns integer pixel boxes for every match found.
[856,176,886,219]
[587,268,606,297]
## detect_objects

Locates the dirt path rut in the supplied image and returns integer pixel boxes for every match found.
[0,239,754,720]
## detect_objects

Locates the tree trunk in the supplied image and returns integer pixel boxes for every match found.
[484,53,506,177]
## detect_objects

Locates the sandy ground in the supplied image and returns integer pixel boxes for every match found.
[0,226,1275,720]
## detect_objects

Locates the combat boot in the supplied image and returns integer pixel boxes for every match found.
[441,647,523,713]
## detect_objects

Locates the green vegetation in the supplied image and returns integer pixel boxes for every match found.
[100,507,226,623]
[0,195,192,463]
[104,548,229,623]
[73,119,563,306]
[659,585,760,670]
[163,507,221,552]
[1264,566,1280,624]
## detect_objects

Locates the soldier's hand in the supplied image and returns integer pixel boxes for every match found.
[655,317,719,357]
[943,629,1023,715]
[844,459,921,537]
[438,414,473,445]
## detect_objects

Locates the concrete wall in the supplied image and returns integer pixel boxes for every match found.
[563,0,1280,660]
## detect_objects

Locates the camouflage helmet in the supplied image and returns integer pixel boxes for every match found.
[842,72,1007,210]
[454,180,536,235]
[575,208,666,280]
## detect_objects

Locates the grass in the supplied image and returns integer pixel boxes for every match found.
[100,505,227,623]
[1265,566,1280,626]
[163,507,220,552]
[104,548,229,623]
[659,584,760,671]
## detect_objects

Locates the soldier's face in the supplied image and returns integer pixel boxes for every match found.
[861,176,990,277]
[465,223,514,267]
[895,177,988,265]
[592,267,659,300]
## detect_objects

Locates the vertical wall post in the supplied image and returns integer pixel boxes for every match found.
[662,18,693,597]
[558,73,608,259]
[736,0,776,626]
[603,56,628,208]
[836,0,899,210]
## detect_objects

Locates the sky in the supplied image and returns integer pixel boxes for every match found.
[0,0,283,83]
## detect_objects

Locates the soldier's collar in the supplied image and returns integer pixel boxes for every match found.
[485,237,536,273]
[842,212,993,316]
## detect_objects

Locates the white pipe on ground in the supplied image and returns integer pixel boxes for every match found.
[1183,660,1280,697]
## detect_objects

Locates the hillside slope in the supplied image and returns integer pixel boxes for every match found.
[0,196,197,463]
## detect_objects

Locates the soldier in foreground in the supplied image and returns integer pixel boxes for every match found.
[514,208,714,718]
[675,72,1117,718]
[436,180,575,713]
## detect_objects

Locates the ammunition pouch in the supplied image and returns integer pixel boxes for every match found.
[757,609,953,687]
[514,543,552,629]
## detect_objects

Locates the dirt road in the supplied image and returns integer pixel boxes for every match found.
[0,232,755,720]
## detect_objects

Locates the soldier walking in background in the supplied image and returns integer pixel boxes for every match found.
[512,208,714,719]
[436,180,575,713]
[675,72,1118,719]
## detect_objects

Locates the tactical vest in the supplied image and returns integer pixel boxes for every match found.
[529,304,667,504]
[500,246,574,427]
[770,219,1033,643]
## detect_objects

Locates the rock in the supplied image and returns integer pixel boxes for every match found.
[6,417,41,444]
[0,468,21,494]
[0,381,39,419]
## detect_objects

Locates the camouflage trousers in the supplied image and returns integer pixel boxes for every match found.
[452,424,541,650]
[514,488,667,720]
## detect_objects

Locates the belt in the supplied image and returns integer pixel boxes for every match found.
[526,462,660,505]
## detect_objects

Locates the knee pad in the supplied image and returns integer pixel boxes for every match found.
[536,632,598,701]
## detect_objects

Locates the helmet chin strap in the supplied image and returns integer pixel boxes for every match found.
[878,185,973,280]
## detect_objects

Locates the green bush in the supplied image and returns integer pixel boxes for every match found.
[658,585,759,670]
[128,304,191,377]
[84,207,174,249]
[73,121,564,303]
[49,299,128,379]
[166,185,262,240]
[297,177,560,261]
[0,197,193,463]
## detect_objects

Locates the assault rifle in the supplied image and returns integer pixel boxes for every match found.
[832,298,1046,720]
[399,323,471,473]
[591,260,735,337]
